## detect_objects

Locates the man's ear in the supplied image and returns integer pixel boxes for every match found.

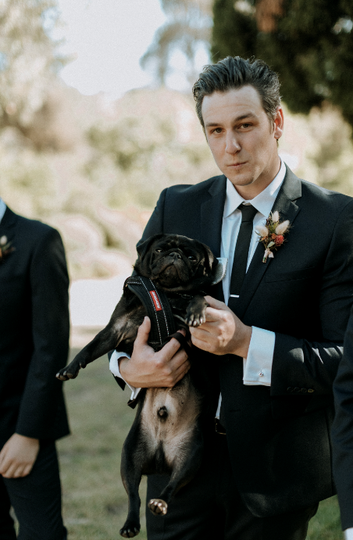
[273,107,284,140]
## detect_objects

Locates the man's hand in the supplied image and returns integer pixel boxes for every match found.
[0,433,40,478]
[189,296,252,358]
[119,316,190,388]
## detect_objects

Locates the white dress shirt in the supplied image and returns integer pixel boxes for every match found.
[0,198,6,223]
[345,528,353,539]
[222,159,285,386]
[110,160,286,401]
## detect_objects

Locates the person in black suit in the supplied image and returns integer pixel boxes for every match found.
[110,56,353,539]
[0,201,70,540]
[332,306,353,539]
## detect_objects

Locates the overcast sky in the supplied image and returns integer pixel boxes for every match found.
[55,0,209,99]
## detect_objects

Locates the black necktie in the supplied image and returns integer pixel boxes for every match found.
[229,203,257,301]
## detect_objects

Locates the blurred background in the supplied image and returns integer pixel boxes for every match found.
[2,2,353,537]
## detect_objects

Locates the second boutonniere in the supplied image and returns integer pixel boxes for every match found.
[0,235,15,263]
[256,211,290,263]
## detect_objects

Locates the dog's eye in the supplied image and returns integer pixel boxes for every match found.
[188,255,196,262]
[155,249,162,253]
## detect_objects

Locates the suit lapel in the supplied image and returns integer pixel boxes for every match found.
[200,175,226,301]
[232,168,302,320]
[0,208,17,273]
[0,207,17,235]
[200,175,226,256]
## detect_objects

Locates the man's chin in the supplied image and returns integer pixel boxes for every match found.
[227,175,256,189]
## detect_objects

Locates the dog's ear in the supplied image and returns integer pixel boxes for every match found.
[212,258,227,285]
[198,244,226,285]
[199,242,217,276]
[134,234,165,275]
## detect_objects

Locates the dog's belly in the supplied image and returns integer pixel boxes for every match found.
[140,376,201,466]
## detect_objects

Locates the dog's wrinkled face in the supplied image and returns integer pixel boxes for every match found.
[134,234,218,292]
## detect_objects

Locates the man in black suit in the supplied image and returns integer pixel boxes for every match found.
[332,306,353,539]
[0,201,70,539]
[110,56,353,539]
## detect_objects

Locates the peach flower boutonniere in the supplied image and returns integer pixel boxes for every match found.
[256,211,290,263]
[0,236,15,263]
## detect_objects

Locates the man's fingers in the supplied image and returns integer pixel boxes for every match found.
[204,295,226,310]
[162,333,186,359]
[163,349,190,386]
[173,355,191,382]
[135,316,151,345]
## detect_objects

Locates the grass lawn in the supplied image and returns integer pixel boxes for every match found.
[58,346,344,540]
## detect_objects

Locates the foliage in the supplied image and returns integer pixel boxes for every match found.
[0,85,220,280]
[0,0,68,145]
[278,104,353,195]
[83,87,219,210]
[211,0,353,129]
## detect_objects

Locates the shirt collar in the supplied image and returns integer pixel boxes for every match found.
[224,159,287,219]
[0,198,6,224]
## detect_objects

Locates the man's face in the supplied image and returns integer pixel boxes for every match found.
[201,85,284,199]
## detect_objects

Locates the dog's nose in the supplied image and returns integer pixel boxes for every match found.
[169,251,181,260]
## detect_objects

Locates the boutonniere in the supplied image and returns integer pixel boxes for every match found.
[0,236,15,263]
[256,211,290,263]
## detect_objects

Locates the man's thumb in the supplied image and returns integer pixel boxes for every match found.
[136,316,151,344]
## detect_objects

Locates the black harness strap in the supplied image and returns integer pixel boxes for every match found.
[124,275,177,351]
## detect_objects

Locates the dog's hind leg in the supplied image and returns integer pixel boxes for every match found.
[119,412,148,538]
[147,427,204,517]
[119,458,143,539]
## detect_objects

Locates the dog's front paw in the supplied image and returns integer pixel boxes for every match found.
[148,498,168,516]
[185,310,206,327]
[56,358,86,381]
[56,367,79,381]
[119,520,140,538]
[185,295,208,327]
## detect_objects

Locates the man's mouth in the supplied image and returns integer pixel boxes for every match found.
[227,161,247,168]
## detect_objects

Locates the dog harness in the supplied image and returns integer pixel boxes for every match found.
[124,275,179,351]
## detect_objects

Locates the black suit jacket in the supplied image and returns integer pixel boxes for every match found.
[141,167,353,517]
[0,207,70,449]
[332,305,353,530]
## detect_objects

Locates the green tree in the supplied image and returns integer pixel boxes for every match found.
[0,0,67,140]
[212,0,353,129]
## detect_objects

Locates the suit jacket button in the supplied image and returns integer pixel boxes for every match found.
[308,388,315,393]
[287,387,293,393]
[293,387,300,393]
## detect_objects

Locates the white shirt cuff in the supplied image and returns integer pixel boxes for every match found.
[109,350,141,401]
[345,528,353,540]
[243,327,275,386]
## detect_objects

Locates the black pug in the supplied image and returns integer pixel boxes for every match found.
[56,233,224,538]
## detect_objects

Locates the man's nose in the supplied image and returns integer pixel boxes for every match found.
[225,132,241,154]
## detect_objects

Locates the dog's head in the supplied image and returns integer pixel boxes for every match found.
[134,234,219,292]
